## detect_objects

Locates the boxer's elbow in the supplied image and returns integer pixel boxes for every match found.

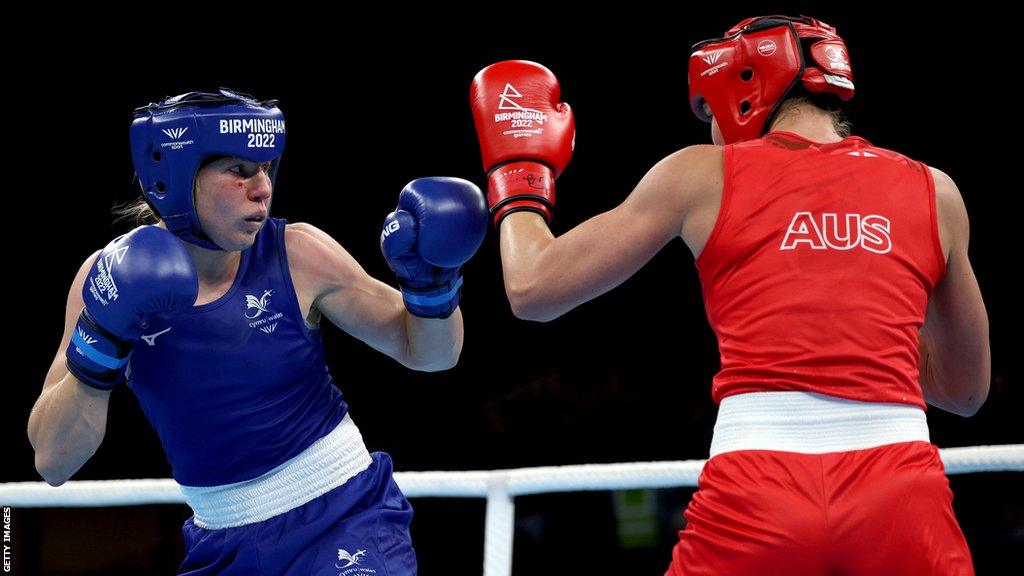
[35,453,75,487]
[507,283,559,322]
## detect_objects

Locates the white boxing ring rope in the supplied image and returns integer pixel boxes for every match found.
[3,444,1022,576]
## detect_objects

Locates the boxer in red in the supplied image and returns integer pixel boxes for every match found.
[470,15,989,575]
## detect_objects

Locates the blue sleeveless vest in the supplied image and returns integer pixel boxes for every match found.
[128,218,347,486]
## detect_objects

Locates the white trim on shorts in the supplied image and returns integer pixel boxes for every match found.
[179,413,373,529]
[709,391,930,458]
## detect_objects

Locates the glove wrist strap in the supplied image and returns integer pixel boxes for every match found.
[399,275,464,319]
[65,309,133,390]
[487,161,555,227]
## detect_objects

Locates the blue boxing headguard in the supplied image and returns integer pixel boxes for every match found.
[130,88,286,250]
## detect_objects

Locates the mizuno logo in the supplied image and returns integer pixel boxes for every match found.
[140,327,172,346]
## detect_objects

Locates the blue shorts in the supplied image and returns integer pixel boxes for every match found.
[179,452,416,575]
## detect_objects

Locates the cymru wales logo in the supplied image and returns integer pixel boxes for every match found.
[336,548,366,568]
[245,290,273,319]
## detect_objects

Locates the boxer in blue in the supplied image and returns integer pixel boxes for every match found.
[28,89,487,575]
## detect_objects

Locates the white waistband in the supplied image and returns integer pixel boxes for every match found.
[709,391,929,458]
[180,413,372,529]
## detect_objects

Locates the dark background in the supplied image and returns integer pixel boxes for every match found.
[5,9,1020,575]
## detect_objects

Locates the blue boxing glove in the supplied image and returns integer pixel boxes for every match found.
[381,177,488,318]
[66,226,199,390]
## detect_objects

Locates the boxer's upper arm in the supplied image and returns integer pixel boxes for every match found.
[286,223,409,360]
[921,168,989,415]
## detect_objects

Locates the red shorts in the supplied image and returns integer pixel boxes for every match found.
[666,441,973,576]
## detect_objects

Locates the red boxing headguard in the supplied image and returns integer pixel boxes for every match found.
[688,15,855,144]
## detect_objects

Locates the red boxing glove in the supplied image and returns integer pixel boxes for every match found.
[470,60,575,227]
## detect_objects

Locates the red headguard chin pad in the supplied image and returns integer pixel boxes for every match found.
[688,16,855,144]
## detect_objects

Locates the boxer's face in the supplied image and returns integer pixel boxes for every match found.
[194,156,273,251]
